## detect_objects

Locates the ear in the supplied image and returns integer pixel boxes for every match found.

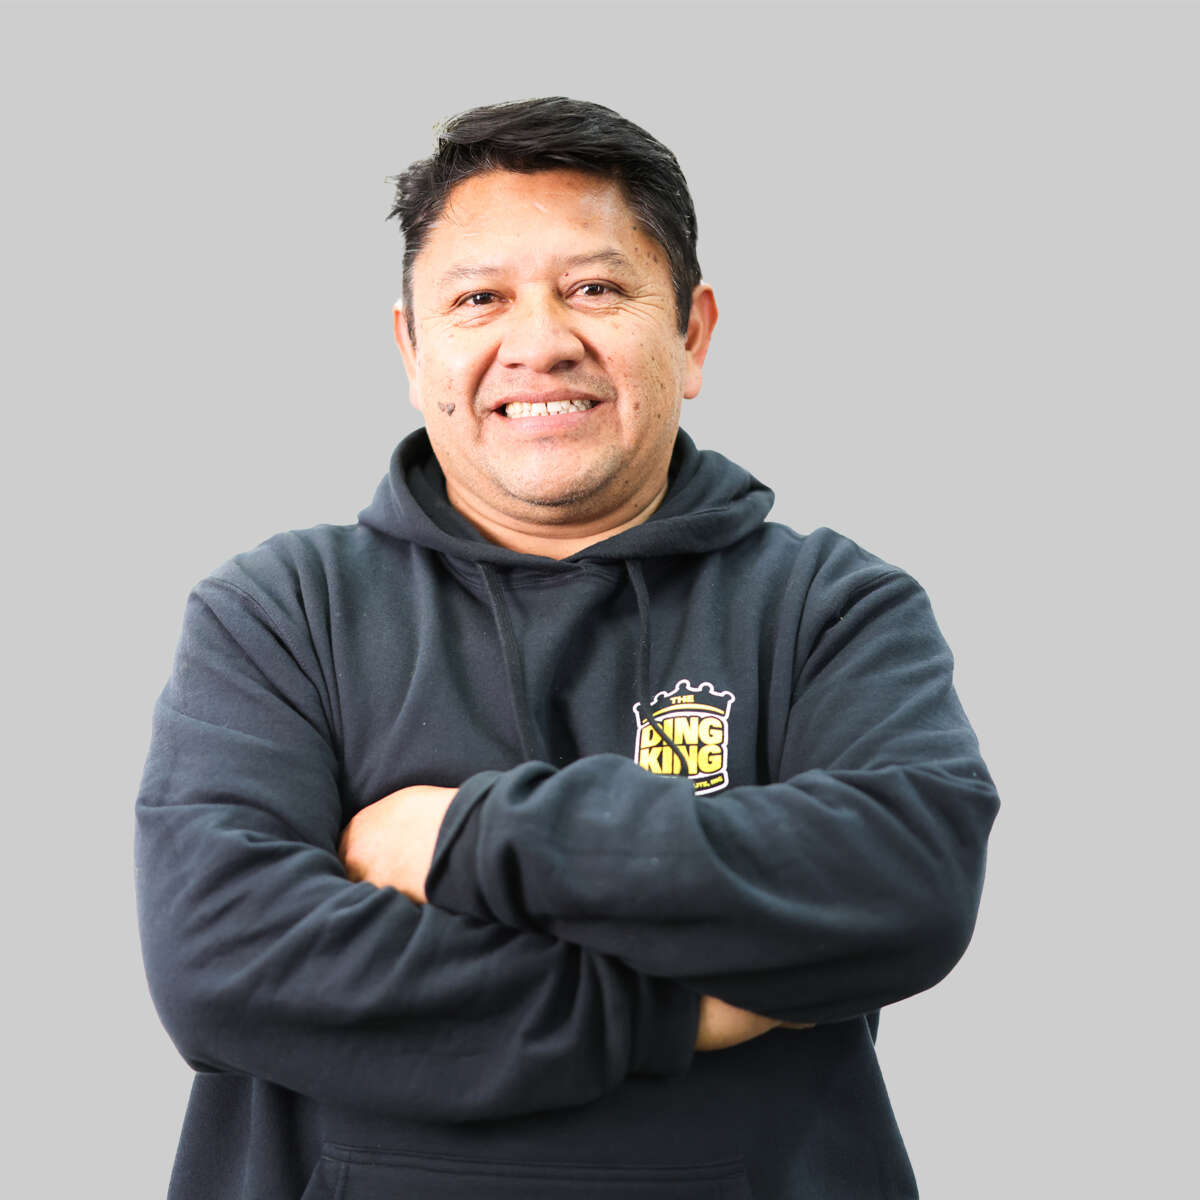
[682,283,718,400]
[393,304,421,411]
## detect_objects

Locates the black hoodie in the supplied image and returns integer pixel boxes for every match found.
[136,428,998,1199]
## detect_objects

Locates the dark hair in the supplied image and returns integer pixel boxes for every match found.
[388,97,701,340]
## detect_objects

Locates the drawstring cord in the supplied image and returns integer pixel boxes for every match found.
[478,562,542,763]
[625,560,690,779]
[478,557,689,780]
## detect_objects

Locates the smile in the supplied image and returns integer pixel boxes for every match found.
[504,398,597,418]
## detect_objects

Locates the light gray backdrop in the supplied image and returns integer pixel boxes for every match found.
[4,1,1194,1196]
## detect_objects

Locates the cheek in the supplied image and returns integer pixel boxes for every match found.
[418,333,490,394]
[629,342,684,411]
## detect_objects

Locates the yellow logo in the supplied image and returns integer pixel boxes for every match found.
[632,680,736,794]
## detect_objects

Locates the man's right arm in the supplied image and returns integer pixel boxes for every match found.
[331,780,802,1056]
[136,578,707,1124]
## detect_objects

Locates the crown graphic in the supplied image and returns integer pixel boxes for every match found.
[633,679,736,725]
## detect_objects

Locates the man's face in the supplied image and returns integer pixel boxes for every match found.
[395,168,716,535]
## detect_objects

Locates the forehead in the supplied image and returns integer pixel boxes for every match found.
[413,168,667,285]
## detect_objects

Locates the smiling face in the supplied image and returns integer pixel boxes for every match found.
[394,168,717,556]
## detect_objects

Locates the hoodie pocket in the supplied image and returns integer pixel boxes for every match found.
[302,1143,754,1199]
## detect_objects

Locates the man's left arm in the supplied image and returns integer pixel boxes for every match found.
[345,570,998,1026]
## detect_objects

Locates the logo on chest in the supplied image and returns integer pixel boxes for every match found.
[632,679,737,794]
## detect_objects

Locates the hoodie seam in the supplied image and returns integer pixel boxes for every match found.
[842,569,911,612]
[791,568,914,701]
[203,577,317,679]
[200,577,344,764]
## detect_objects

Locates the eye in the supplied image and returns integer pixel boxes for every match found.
[573,282,620,300]
[458,291,501,308]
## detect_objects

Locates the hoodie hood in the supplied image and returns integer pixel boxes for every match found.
[357,427,774,567]
[357,425,776,776]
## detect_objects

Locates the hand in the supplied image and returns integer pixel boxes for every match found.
[339,784,458,903]
[694,995,814,1052]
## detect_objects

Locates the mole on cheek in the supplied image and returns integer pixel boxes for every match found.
[438,402,456,416]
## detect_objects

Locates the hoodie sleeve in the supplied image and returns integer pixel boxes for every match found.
[425,567,999,1025]
[135,576,697,1123]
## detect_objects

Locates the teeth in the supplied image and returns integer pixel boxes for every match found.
[504,398,595,418]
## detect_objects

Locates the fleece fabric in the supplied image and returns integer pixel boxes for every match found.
[136,427,999,1199]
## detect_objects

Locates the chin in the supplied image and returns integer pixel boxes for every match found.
[507,485,604,514]
[497,462,619,514]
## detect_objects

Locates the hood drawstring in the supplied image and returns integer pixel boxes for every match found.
[625,560,690,780]
[479,562,543,764]
[359,426,771,776]
[479,557,689,781]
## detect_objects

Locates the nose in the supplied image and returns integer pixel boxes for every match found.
[496,292,586,373]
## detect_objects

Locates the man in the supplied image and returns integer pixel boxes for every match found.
[137,97,998,1198]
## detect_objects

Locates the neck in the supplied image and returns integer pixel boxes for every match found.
[445,480,670,559]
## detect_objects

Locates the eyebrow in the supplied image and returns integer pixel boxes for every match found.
[434,249,636,290]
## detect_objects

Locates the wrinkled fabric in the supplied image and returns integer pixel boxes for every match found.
[137,428,997,1199]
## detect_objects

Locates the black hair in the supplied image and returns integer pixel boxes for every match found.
[387,97,701,340]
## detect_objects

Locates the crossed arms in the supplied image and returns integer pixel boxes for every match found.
[338,782,800,1052]
[136,561,996,1122]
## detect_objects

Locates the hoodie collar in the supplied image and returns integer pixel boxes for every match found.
[357,427,774,567]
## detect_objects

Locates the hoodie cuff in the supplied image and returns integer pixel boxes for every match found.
[427,772,698,1080]
[632,977,700,1079]
[425,769,498,920]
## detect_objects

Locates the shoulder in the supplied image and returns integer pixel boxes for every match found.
[194,521,398,633]
[731,524,939,665]
[741,522,914,602]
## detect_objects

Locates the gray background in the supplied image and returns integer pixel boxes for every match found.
[3,1,1195,1196]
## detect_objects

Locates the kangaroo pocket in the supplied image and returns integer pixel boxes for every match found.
[302,1144,754,1199]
